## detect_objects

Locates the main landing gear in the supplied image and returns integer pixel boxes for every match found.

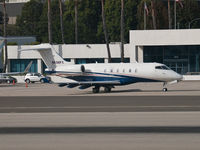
[163,88,168,92]
[162,82,168,92]
[92,86,113,93]
[92,86,100,93]
[104,87,111,93]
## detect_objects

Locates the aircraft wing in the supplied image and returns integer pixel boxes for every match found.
[59,80,121,87]
[0,72,21,76]
[0,61,33,76]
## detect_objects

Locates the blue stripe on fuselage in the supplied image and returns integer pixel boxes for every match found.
[46,71,161,85]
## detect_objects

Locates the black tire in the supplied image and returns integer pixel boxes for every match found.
[163,88,168,92]
[25,79,30,84]
[40,79,44,83]
[92,87,100,93]
[104,87,111,93]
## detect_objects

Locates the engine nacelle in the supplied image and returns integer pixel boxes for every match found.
[64,65,86,73]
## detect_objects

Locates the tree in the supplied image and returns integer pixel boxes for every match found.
[137,0,168,30]
[177,0,200,29]
[120,0,124,62]
[0,11,3,35]
[74,0,78,44]
[0,11,3,24]
[151,0,156,29]
[38,0,63,43]
[59,0,65,44]
[64,0,101,44]
[97,0,139,43]
[101,0,111,63]
[168,0,172,29]
[1,0,7,73]
[16,0,43,39]
[47,0,52,44]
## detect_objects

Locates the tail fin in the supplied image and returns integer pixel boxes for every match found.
[19,44,71,70]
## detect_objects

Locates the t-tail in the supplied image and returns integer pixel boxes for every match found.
[19,43,72,70]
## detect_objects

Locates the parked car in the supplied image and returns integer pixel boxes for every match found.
[24,73,51,83]
[0,75,17,84]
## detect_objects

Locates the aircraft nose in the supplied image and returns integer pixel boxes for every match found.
[176,73,183,81]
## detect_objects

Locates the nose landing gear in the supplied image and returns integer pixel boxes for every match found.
[163,88,168,92]
[162,82,168,92]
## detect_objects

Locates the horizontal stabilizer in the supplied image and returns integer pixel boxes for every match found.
[19,44,71,69]
[18,44,52,51]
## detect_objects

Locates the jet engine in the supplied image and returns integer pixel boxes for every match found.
[64,65,86,73]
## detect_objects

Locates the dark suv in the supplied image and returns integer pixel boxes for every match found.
[0,76,17,84]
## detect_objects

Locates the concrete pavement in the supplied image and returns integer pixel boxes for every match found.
[0,81,200,96]
[0,112,200,150]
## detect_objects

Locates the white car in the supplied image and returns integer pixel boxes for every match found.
[25,73,50,83]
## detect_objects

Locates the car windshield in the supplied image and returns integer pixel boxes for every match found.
[35,73,41,77]
[155,65,170,70]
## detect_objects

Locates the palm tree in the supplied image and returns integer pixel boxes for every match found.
[2,0,7,73]
[48,0,52,44]
[120,0,124,63]
[168,0,172,29]
[101,0,111,63]
[74,0,78,44]
[59,0,65,44]
[151,0,156,29]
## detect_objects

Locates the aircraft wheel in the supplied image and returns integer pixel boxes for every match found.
[92,87,100,93]
[104,87,111,93]
[163,88,168,92]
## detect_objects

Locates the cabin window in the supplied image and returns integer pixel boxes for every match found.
[129,69,131,73]
[104,69,106,72]
[135,69,138,73]
[110,69,113,72]
[116,69,119,73]
[123,69,125,73]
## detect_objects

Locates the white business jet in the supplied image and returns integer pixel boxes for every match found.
[20,44,182,93]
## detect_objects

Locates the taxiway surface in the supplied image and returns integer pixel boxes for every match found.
[0,81,200,96]
[0,112,200,150]
[0,82,200,150]
[0,96,200,113]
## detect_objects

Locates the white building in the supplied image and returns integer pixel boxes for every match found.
[7,29,200,76]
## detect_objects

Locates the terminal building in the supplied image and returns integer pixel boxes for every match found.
[7,29,200,76]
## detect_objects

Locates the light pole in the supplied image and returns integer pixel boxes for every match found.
[188,18,200,29]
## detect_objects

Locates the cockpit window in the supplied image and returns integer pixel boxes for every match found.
[155,65,170,70]
[162,66,170,70]
[155,66,163,69]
